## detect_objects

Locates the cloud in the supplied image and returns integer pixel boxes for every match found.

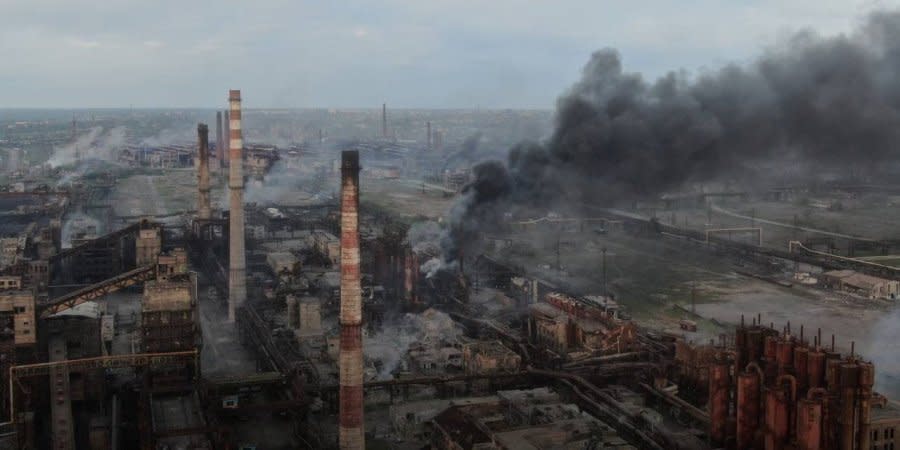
[0,0,890,108]
[65,37,101,49]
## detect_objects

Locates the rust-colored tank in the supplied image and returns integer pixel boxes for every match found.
[764,335,778,362]
[747,328,764,363]
[764,386,790,450]
[826,357,842,392]
[776,338,794,375]
[839,363,859,450]
[857,362,875,450]
[737,370,761,449]
[736,326,748,371]
[797,398,823,450]
[794,346,809,391]
[709,361,731,445]
[807,349,825,389]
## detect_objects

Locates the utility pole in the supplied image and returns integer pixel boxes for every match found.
[556,233,561,272]
[691,281,696,314]
[601,247,608,296]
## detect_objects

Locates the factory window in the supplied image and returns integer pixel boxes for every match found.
[13,307,24,314]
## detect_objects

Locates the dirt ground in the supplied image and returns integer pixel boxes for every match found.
[363,177,456,221]
[109,170,201,217]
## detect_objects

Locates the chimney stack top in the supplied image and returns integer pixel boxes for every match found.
[342,150,360,169]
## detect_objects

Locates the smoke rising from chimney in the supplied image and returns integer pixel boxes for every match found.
[441,10,900,267]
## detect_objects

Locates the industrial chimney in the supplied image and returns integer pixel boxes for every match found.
[426,121,432,150]
[227,90,246,322]
[196,123,211,220]
[223,110,231,168]
[339,150,365,449]
[215,111,224,169]
[382,103,387,139]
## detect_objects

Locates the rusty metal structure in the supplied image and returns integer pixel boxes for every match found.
[339,150,365,450]
[227,90,246,322]
[708,318,875,450]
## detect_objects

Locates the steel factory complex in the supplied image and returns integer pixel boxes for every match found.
[0,91,899,450]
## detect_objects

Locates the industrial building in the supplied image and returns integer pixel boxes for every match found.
[0,89,897,450]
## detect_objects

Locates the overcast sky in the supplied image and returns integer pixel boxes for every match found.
[0,0,895,108]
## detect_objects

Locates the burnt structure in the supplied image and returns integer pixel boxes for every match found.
[196,123,211,221]
[707,320,876,450]
[339,150,364,449]
[228,90,246,322]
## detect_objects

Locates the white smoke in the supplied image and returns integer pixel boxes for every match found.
[244,158,312,205]
[48,126,126,168]
[420,257,443,279]
[864,306,900,399]
[404,221,443,256]
[139,125,194,147]
[365,308,463,380]
[61,211,101,249]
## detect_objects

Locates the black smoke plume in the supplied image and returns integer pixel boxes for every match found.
[443,10,900,266]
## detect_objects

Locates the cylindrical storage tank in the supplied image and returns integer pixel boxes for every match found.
[826,357,842,392]
[736,327,748,371]
[764,387,790,450]
[737,371,761,450]
[747,329,764,363]
[776,338,794,375]
[839,363,859,450]
[709,361,731,445]
[764,335,778,361]
[857,362,875,450]
[807,350,825,389]
[794,346,809,391]
[797,398,823,450]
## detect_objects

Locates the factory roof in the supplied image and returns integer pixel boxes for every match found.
[492,417,607,450]
[529,302,567,320]
[824,270,893,291]
[50,301,101,319]
[872,398,900,423]
[432,404,499,449]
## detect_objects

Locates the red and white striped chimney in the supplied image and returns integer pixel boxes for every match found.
[196,123,211,220]
[227,90,246,321]
[339,150,365,449]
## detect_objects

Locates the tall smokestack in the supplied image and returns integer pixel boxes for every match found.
[196,123,211,220]
[426,121,432,150]
[339,150,365,449]
[215,111,224,169]
[223,110,231,168]
[382,103,387,139]
[227,90,246,322]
